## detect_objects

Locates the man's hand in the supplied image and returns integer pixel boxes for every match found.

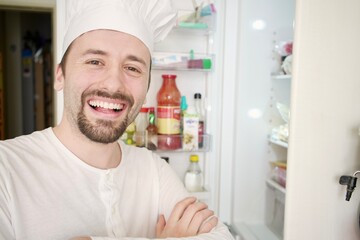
[156,197,218,238]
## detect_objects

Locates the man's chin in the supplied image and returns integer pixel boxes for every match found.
[79,124,125,144]
[77,114,128,144]
[83,130,122,144]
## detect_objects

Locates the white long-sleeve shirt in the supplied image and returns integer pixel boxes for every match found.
[0,128,233,240]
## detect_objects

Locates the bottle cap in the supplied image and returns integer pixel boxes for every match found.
[140,107,149,113]
[190,155,199,162]
[162,74,177,79]
[202,59,212,69]
[194,93,202,99]
[180,96,188,111]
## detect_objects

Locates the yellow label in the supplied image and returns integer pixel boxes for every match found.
[157,106,180,134]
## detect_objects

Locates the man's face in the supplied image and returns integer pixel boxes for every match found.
[55,30,151,143]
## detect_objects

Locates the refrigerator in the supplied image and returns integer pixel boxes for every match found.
[55,0,360,239]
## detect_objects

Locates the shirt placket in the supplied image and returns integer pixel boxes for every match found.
[99,169,126,237]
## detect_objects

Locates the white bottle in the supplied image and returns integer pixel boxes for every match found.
[182,105,199,151]
[184,155,203,192]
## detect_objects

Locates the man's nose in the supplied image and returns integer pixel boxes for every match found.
[100,67,125,91]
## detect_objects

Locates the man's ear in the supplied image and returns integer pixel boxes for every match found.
[54,64,64,91]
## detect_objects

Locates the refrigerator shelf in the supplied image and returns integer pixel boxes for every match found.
[271,74,292,81]
[121,132,211,152]
[174,13,217,36]
[172,25,215,36]
[152,52,214,72]
[154,134,211,153]
[269,136,288,148]
[266,179,286,204]
[152,66,212,72]
[233,222,282,240]
[266,179,286,194]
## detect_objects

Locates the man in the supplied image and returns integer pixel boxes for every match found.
[0,0,234,239]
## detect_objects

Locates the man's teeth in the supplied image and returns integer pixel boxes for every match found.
[89,100,122,110]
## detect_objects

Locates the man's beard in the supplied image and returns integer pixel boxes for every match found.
[77,90,134,144]
[78,113,129,143]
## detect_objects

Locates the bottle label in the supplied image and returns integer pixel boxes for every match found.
[157,106,181,134]
[198,121,204,148]
[183,113,199,151]
[145,130,158,150]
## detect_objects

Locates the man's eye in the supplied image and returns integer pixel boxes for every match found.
[126,66,141,73]
[88,60,101,65]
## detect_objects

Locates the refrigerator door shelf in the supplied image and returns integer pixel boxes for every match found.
[269,135,288,148]
[271,74,292,81]
[266,179,286,204]
[152,52,214,72]
[232,222,281,240]
[154,134,211,153]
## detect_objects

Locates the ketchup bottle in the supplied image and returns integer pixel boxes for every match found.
[157,74,181,150]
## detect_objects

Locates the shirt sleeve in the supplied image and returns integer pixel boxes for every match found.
[91,153,234,240]
[0,156,16,240]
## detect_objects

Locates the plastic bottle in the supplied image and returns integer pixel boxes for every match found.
[134,107,148,147]
[157,74,181,150]
[180,96,188,136]
[182,105,199,151]
[184,155,203,192]
[145,107,158,150]
[194,93,205,148]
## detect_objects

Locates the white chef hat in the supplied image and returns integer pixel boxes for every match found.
[61,0,177,60]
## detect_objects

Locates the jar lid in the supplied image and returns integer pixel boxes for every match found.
[140,107,149,113]
[162,74,177,79]
[202,59,212,69]
[190,155,199,162]
[180,96,188,110]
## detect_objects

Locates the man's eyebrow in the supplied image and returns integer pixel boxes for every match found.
[126,55,147,66]
[82,49,108,56]
[81,50,147,66]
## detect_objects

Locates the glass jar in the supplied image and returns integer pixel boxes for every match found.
[156,74,181,150]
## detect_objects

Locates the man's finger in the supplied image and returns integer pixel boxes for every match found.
[187,208,214,235]
[198,216,218,234]
[156,214,166,236]
[179,201,208,227]
[166,197,197,224]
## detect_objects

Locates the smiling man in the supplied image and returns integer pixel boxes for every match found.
[0,0,234,239]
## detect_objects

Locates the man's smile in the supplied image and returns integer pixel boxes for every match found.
[88,100,124,112]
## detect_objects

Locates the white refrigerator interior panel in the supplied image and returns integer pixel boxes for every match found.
[228,0,295,238]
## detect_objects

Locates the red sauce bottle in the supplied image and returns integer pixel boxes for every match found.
[157,74,181,150]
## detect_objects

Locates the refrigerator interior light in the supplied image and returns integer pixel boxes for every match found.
[252,19,267,30]
[247,108,263,119]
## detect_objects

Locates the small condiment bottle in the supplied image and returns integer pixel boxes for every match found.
[184,154,203,192]
[145,107,158,150]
